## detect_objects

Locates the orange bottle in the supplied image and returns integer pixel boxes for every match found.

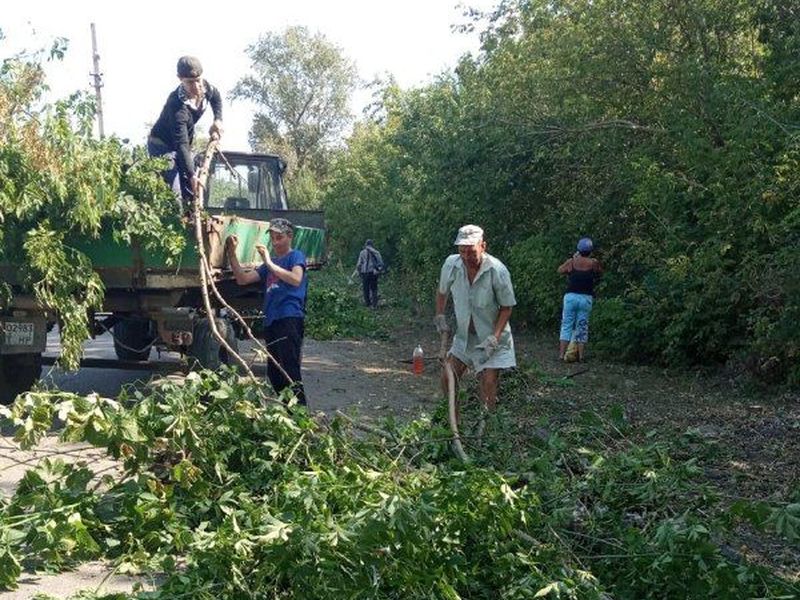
[412,344,424,375]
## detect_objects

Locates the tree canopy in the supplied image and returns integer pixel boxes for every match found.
[324,0,800,384]
[232,26,358,181]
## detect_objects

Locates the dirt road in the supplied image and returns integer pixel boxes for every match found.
[37,330,438,417]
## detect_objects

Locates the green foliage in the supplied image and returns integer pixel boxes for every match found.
[22,225,104,367]
[323,0,800,384]
[0,373,583,598]
[232,25,358,178]
[304,267,386,339]
[1,371,795,598]
[727,496,800,544]
[0,44,186,368]
[284,163,324,209]
[506,234,563,326]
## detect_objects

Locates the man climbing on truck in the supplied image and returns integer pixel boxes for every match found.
[148,56,224,205]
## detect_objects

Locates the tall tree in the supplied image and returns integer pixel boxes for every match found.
[232,26,358,177]
[324,0,800,384]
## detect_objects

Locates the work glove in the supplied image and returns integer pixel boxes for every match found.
[476,334,499,361]
[434,314,450,335]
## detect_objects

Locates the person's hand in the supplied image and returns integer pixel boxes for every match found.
[191,175,201,197]
[209,119,224,141]
[226,235,239,254]
[476,334,498,360]
[434,314,450,335]
[256,244,272,266]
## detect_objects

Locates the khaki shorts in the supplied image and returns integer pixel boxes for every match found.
[449,330,516,373]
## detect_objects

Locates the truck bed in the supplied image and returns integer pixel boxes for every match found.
[71,214,325,291]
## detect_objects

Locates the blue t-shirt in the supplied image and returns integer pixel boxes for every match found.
[257,249,308,326]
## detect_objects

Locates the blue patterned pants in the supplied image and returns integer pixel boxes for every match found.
[559,293,593,343]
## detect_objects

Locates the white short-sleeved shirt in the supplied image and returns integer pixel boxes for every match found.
[438,253,517,371]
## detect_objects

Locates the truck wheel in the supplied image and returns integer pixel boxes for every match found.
[187,317,239,371]
[0,353,43,405]
[113,318,155,362]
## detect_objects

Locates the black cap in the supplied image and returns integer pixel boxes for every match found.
[177,56,203,79]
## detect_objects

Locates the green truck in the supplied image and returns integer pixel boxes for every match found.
[0,151,326,403]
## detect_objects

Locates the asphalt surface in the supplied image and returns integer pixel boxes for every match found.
[41,329,187,397]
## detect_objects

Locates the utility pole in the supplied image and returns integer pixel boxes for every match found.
[89,23,105,139]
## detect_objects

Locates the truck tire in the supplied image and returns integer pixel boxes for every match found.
[113,318,155,362]
[187,317,239,371]
[0,353,43,405]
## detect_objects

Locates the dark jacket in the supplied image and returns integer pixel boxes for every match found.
[149,81,223,181]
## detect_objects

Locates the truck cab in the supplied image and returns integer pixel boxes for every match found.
[205,151,326,264]
[206,151,289,211]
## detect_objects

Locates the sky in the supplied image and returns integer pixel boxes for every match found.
[2,0,496,151]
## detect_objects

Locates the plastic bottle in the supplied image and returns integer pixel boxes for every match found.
[412,344,424,375]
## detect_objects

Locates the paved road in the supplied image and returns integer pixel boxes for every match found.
[41,328,182,396]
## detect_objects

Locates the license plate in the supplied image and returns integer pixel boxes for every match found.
[3,321,35,346]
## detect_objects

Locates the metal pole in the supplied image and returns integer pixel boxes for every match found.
[90,23,105,139]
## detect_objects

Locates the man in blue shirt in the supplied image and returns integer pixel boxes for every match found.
[226,218,308,405]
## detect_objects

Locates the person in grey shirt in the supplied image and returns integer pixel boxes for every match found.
[435,225,516,414]
[353,239,384,308]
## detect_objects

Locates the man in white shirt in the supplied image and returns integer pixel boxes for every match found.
[435,224,516,412]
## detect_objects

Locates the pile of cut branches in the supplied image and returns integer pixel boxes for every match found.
[1,370,797,599]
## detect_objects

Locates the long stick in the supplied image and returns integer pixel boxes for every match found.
[334,409,394,440]
[192,140,256,380]
[195,140,289,383]
[202,261,294,387]
[440,330,469,463]
[193,141,294,405]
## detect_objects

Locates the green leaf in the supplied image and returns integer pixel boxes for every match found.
[534,582,565,598]
[0,547,22,589]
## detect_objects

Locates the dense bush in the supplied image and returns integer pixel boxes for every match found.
[324,0,800,384]
[301,267,389,339]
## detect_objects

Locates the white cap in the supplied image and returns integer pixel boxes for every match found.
[453,224,484,246]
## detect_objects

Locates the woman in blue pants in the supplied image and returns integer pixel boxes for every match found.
[557,237,602,361]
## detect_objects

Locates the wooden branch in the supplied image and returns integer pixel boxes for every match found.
[335,409,394,440]
[441,331,469,463]
[192,140,258,381]
[202,260,294,392]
